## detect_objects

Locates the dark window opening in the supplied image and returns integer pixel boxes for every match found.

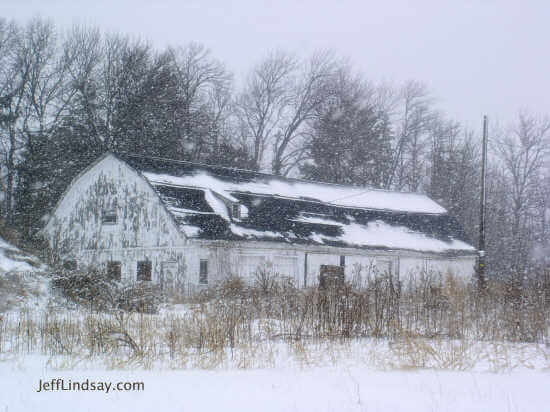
[63,260,77,270]
[107,261,122,282]
[199,259,208,284]
[340,255,346,267]
[319,265,345,290]
[155,186,213,212]
[137,261,152,281]
[101,209,117,225]
[232,204,241,219]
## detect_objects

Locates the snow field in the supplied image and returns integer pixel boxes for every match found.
[1,357,549,412]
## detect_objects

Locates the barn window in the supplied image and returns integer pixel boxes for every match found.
[63,260,77,270]
[137,261,152,281]
[231,203,241,220]
[340,255,346,267]
[101,209,117,225]
[199,259,208,284]
[107,261,122,282]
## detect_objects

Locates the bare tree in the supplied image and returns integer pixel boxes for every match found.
[235,50,296,170]
[385,80,434,191]
[237,50,337,175]
[532,172,550,264]
[23,19,73,136]
[271,51,336,176]
[0,18,71,224]
[61,25,104,147]
[168,43,233,161]
[427,116,480,242]
[494,112,550,274]
[0,18,25,222]
[10,19,79,236]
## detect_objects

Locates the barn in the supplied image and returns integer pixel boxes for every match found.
[43,152,477,293]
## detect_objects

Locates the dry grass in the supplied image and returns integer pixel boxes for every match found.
[1,270,549,371]
[2,309,547,372]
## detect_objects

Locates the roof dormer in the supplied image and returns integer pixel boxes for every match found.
[230,202,248,221]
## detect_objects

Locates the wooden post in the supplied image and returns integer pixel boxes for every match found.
[478,115,488,290]
[304,252,308,288]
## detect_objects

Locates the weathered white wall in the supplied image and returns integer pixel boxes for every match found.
[399,256,476,281]
[189,241,476,289]
[44,154,188,286]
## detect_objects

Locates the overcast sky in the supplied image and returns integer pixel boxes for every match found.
[3,0,549,130]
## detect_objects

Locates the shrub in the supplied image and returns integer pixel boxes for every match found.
[51,266,117,311]
[51,266,161,314]
[117,282,161,314]
[219,275,247,299]
[253,267,280,295]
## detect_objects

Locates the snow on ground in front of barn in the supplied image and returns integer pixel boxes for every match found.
[0,236,51,312]
[1,335,549,412]
[0,237,46,274]
[1,355,549,412]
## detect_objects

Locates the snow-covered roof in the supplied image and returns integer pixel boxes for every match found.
[142,170,447,214]
[118,153,476,256]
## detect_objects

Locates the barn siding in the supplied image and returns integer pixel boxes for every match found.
[188,240,476,289]
[44,155,187,285]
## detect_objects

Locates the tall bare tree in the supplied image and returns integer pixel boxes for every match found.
[237,50,337,175]
[12,18,77,235]
[168,43,233,161]
[61,25,104,148]
[385,80,434,191]
[235,50,296,171]
[494,112,550,274]
[0,18,71,225]
[427,116,480,242]
[271,51,337,176]
[0,18,25,223]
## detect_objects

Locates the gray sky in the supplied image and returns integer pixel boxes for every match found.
[3,0,550,129]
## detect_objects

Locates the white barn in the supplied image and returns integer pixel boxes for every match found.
[43,153,477,292]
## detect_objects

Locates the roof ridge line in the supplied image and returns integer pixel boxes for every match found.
[147,178,446,217]
[115,151,431,198]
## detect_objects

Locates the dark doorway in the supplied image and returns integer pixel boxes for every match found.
[107,261,122,281]
[137,261,152,281]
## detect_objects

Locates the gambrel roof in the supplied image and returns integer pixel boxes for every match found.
[117,153,476,256]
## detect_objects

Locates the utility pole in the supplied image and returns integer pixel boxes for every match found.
[478,115,488,290]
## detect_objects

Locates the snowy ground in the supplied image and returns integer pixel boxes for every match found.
[0,236,46,274]
[1,357,549,412]
[0,236,50,312]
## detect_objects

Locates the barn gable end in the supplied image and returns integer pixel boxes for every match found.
[43,154,188,284]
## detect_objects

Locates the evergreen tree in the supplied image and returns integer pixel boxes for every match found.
[301,70,392,188]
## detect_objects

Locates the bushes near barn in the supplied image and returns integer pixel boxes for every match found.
[48,261,550,345]
[52,265,161,314]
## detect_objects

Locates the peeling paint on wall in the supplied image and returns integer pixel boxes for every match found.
[44,155,188,287]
